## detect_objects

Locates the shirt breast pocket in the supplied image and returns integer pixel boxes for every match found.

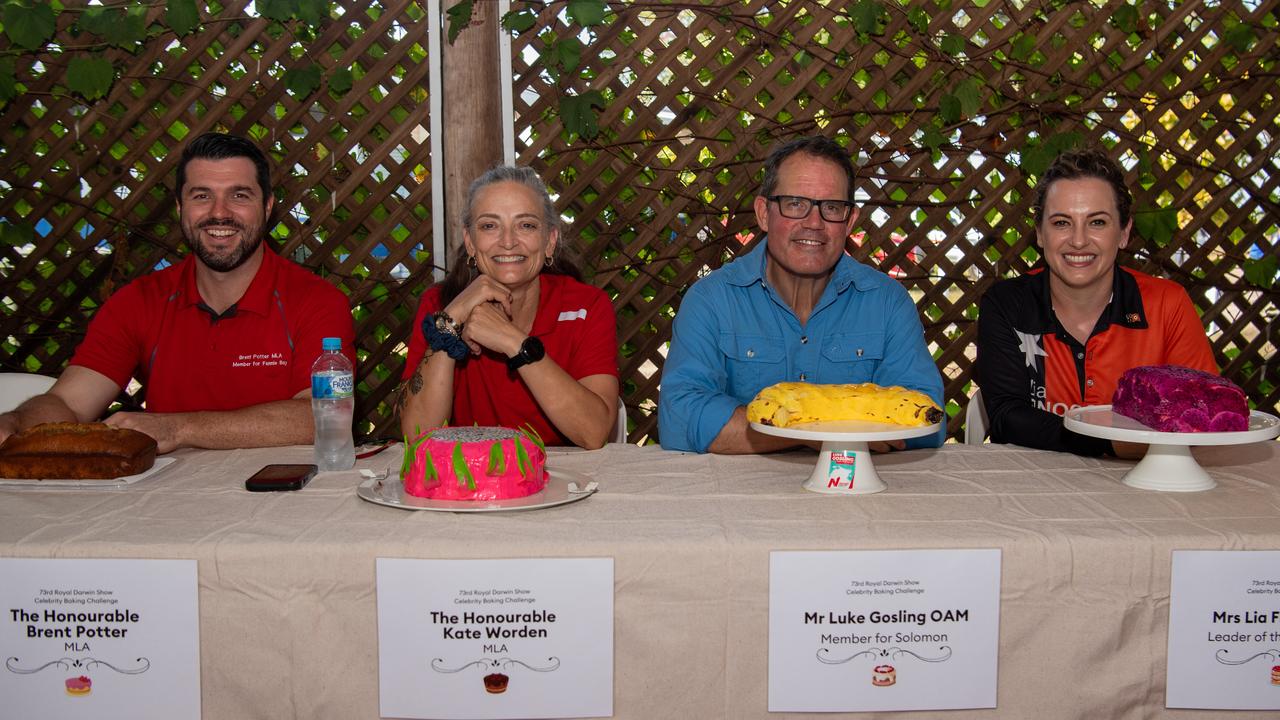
[718,333,785,400]
[819,332,885,383]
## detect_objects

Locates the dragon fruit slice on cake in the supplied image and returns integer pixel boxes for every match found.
[1111,365,1248,433]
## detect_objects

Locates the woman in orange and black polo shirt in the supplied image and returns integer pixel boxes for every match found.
[975,150,1217,455]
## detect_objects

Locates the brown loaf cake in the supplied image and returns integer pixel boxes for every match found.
[0,422,157,479]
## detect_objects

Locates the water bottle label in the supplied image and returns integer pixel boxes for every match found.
[312,373,354,399]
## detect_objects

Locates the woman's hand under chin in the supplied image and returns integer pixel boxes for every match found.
[443,274,513,326]
[463,301,526,357]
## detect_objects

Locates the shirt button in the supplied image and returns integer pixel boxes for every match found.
[1077,353,1084,360]
[746,349,755,358]
[1086,378,1095,387]
[801,336,808,344]
[799,373,807,381]
[856,348,864,357]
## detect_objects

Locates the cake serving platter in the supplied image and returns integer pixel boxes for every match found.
[356,468,597,512]
[0,456,177,488]
[1063,405,1280,492]
[749,420,941,495]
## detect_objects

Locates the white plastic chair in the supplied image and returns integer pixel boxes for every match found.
[964,388,989,445]
[0,373,57,414]
[613,398,628,444]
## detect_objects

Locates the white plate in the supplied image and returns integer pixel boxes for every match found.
[1063,406,1280,445]
[357,468,597,512]
[1063,406,1280,493]
[0,456,177,488]
[750,420,941,442]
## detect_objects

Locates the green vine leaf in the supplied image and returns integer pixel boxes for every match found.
[906,7,929,34]
[1010,33,1036,62]
[1223,24,1256,54]
[0,58,16,103]
[849,0,886,37]
[921,123,946,151]
[1110,4,1138,35]
[560,90,605,139]
[80,6,149,50]
[446,0,475,44]
[166,0,201,37]
[284,63,322,98]
[566,0,608,27]
[1243,255,1278,290]
[940,33,966,57]
[295,0,328,25]
[257,0,296,23]
[65,56,116,101]
[1133,207,1179,247]
[954,77,983,117]
[329,67,353,95]
[939,93,961,124]
[546,37,583,72]
[502,8,537,33]
[2,1,57,51]
[0,222,35,246]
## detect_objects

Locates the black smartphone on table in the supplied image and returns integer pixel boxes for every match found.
[245,464,318,492]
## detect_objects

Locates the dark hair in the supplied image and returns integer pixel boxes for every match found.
[176,132,273,208]
[436,165,581,305]
[1033,149,1133,226]
[759,135,856,204]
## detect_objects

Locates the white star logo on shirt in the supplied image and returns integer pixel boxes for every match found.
[1016,330,1047,369]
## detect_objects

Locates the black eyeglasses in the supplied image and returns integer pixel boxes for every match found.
[767,195,855,223]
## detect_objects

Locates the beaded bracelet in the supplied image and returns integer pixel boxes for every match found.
[422,315,469,361]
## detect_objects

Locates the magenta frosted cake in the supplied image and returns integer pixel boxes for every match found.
[401,426,547,500]
[1111,365,1248,432]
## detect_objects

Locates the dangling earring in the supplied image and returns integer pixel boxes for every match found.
[467,255,478,270]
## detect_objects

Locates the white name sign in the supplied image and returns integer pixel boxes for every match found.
[0,558,200,719]
[769,549,1001,712]
[1168,550,1280,709]
[377,557,613,719]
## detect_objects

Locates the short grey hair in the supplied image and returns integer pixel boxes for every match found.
[461,165,560,236]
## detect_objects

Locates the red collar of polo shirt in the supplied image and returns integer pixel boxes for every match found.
[177,246,282,318]
[528,273,564,337]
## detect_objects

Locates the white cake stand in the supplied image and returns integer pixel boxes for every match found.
[1063,405,1280,492]
[749,420,941,495]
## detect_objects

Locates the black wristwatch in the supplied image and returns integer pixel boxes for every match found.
[506,336,546,372]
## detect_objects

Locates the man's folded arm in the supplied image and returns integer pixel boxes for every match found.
[105,391,314,453]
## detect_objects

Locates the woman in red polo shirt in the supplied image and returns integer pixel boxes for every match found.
[975,150,1217,455]
[399,166,619,448]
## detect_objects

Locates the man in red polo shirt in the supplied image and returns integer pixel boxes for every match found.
[0,133,354,452]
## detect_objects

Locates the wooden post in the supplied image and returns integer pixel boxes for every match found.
[441,1,505,261]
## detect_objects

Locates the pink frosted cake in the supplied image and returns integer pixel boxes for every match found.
[401,426,547,501]
[1112,365,1249,432]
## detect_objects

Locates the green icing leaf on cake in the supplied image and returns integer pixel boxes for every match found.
[520,424,546,453]
[422,448,437,482]
[487,441,506,475]
[452,443,475,490]
[399,433,412,480]
[514,437,530,476]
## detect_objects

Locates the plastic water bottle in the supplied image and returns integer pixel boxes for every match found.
[311,337,355,471]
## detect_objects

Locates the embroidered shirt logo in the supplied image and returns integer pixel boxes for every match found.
[1015,330,1047,369]
[557,309,588,321]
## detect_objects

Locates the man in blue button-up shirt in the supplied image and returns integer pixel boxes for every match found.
[658,136,944,454]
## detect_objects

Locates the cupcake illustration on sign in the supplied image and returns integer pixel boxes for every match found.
[1214,648,1280,685]
[65,675,92,696]
[817,645,952,687]
[431,655,560,694]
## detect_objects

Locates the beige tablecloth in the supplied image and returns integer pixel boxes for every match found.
[3,441,1279,719]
